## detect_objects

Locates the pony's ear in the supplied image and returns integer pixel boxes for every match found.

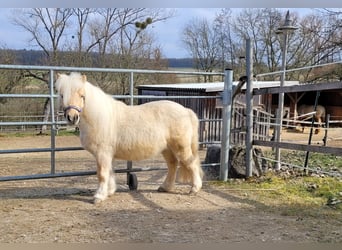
[81,74,87,83]
[57,73,62,79]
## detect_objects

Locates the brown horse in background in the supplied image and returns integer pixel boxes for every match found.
[297,104,326,134]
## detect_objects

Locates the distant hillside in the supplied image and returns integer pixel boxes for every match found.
[167,58,195,68]
[12,49,46,65]
[2,49,195,69]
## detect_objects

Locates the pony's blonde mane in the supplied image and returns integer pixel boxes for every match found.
[81,75,126,142]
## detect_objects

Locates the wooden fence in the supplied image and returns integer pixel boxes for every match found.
[252,81,342,156]
[231,102,272,145]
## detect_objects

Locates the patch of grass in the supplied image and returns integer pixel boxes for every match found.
[264,149,342,172]
[56,129,80,136]
[211,173,342,218]
[308,152,342,169]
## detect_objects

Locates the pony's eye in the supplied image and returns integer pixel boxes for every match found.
[60,94,63,99]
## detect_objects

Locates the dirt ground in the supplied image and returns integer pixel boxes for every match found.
[0,130,341,243]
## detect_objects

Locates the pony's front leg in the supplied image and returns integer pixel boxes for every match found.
[94,153,116,204]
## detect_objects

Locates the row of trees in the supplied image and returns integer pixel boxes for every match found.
[0,8,341,133]
[2,8,341,86]
[182,8,342,82]
[1,8,176,133]
[8,8,176,90]
[10,8,172,67]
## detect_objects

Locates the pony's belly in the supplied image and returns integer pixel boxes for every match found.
[114,146,162,161]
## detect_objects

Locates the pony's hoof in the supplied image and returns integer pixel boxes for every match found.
[108,190,116,197]
[93,197,104,204]
[157,186,168,192]
[189,190,198,196]
[189,187,200,195]
[93,198,102,204]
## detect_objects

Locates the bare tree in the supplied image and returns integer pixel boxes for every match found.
[12,8,73,64]
[12,8,73,134]
[213,9,235,72]
[288,10,342,82]
[232,8,285,79]
[64,8,96,67]
[10,8,175,132]
[0,48,24,104]
[182,17,221,82]
[84,8,174,94]
[231,8,341,82]
[181,9,286,81]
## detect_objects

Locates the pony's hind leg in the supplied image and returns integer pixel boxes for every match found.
[173,145,203,194]
[179,155,202,194]
[191,156,203,194]
[158,149,178,192]
[94,152,115,204]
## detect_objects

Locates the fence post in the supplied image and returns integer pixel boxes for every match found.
[49,70,56,174]
[127,71,134,185]
[129,71,134,105]
[245,38,254,178]
[323,114,330,146]
[220,69,233,181]
[304,91,321,175]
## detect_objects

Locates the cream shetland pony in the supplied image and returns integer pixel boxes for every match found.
[55,72,203,204]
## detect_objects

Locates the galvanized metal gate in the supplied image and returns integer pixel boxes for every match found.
[0,64,224,186]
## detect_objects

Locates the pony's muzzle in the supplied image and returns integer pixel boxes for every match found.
[64,110,80,125]
[64,105,82,125]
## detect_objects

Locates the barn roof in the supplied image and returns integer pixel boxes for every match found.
[137,81,300,93]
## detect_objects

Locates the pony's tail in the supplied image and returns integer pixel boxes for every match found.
[177,110,204,183]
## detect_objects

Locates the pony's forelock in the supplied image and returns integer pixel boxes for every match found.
[55,72,87,107]
[56,72,86,90]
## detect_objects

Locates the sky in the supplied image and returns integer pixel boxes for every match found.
[0,8,221,58]
[153,8,220,58]
[0,8,337,59]
[152,8,314,58]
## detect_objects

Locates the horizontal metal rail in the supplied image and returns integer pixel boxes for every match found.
[256,60,342,77]
[0,64,224,76]
[0,166,165,182]
[0,121,66,126]
[0,94,52,98]
[0,146,83,154]
[0,93,219,99]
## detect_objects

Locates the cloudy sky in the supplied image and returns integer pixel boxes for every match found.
[0,8,321,59]
[0,8,224,58]
[152,8,221,58]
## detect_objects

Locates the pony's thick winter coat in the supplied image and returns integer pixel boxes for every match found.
[55,72,203,203]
